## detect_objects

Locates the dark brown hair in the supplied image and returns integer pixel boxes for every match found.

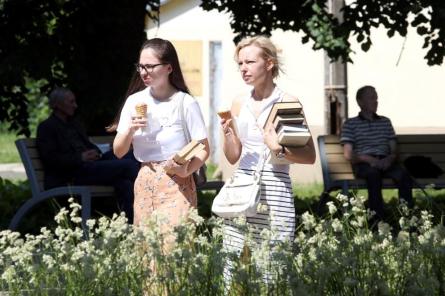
[105,72,146,133]
[141,38,190,94]
[106,38,190,133]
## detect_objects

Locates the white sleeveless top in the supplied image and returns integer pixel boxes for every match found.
[235,86,290,173]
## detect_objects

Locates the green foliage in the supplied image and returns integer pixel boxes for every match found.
[0,178,61,234]
[0,131,20,163]
[0,0,160,136]
[24,77,50,136]
[0,179,28,229]
[200,0,445,65]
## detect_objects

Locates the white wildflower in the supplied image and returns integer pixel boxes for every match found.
[357,195,367,204]
[70,215,82,224]
[187,208,204,225]
[335,193,349,203]
[256,202,268,213]
[409,216,419,227]
[378,222,392,237]
[1,266,17,284]
[301,212,316,230]
[86,219,96,229]
[326,201,337,215]
[69,199,82,210]
[54,207,69,224]
[397,231,410,244]
[349,197,357,206]
[42,254,56,269]
[399,217,407,229]
[351,206,362,214]
[331,218,343,232]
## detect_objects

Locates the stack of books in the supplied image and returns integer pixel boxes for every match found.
[264,101,310,147]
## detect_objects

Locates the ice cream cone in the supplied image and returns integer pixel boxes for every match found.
[135,103,147,117]
[217,110,232,121]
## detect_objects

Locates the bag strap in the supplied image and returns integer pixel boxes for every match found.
[179,93,191,143]
[254,148,270,176]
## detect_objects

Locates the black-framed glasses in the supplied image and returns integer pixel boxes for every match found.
[135,63,167,73]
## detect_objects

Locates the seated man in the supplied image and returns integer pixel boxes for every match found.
[340,85,413,221]
[36,87,139,223]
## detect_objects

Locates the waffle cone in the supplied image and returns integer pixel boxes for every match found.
[135,103,147,117]
[217,110,232,120]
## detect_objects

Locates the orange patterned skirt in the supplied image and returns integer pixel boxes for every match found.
[133,161,197,228]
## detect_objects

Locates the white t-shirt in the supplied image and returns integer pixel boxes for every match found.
[116,87,207,162]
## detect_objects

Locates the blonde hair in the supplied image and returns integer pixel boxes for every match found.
[234,36,282,78]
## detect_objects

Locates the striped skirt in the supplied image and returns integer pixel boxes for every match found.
[222,168,295,282]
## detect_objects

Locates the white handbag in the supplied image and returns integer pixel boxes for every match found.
[212,149,269,218]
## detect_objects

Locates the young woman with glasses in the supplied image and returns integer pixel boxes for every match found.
[113,38,209,241]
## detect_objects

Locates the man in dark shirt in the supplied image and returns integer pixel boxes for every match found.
[340,86,413,221]
[36,87,139,223]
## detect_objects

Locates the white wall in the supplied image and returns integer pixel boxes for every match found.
[348,27,445,133]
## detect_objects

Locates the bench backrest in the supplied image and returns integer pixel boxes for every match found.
[15,138,45,196]
[318,134,445,191]
[16,136,115,198]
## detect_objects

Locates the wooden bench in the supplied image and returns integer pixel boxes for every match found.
[9,138,116,231]
[9,137,224,231]
[318,134,445,196]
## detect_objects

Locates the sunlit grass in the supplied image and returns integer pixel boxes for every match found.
[0,132,20,163]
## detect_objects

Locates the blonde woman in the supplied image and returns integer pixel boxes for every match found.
[220,36,316,282]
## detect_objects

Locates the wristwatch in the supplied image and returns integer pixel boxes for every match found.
[276,145,286,159]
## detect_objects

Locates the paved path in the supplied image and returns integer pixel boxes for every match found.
[0,163,26,180]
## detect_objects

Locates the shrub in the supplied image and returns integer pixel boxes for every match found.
[1,194,445,295]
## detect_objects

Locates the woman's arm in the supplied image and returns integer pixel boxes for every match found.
[221,98,243,164]
[113,132,133,159]
[113,116,146,159]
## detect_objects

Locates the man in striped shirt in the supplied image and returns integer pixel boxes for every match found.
[340,86,413,221]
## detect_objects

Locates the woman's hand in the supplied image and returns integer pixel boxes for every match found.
[130,116,147,133]
[164,159,190,178]
[221,118,235,137]
[263,122,281,154]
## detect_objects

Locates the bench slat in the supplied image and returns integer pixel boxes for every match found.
[31,159,44,170]
[324,145,344,154]
[399,144,445,154]
[397,135,445,144]
[330,173,355,181]
[328,163,353,173]
[27,149,40,158]
[326,154,349,163]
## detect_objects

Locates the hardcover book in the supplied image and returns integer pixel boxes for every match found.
[277,130,311,147]
[173,140,205,165]
[263,101,303,129]
[273,114,305,129]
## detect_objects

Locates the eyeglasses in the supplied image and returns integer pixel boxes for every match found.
[135,63,167,73]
